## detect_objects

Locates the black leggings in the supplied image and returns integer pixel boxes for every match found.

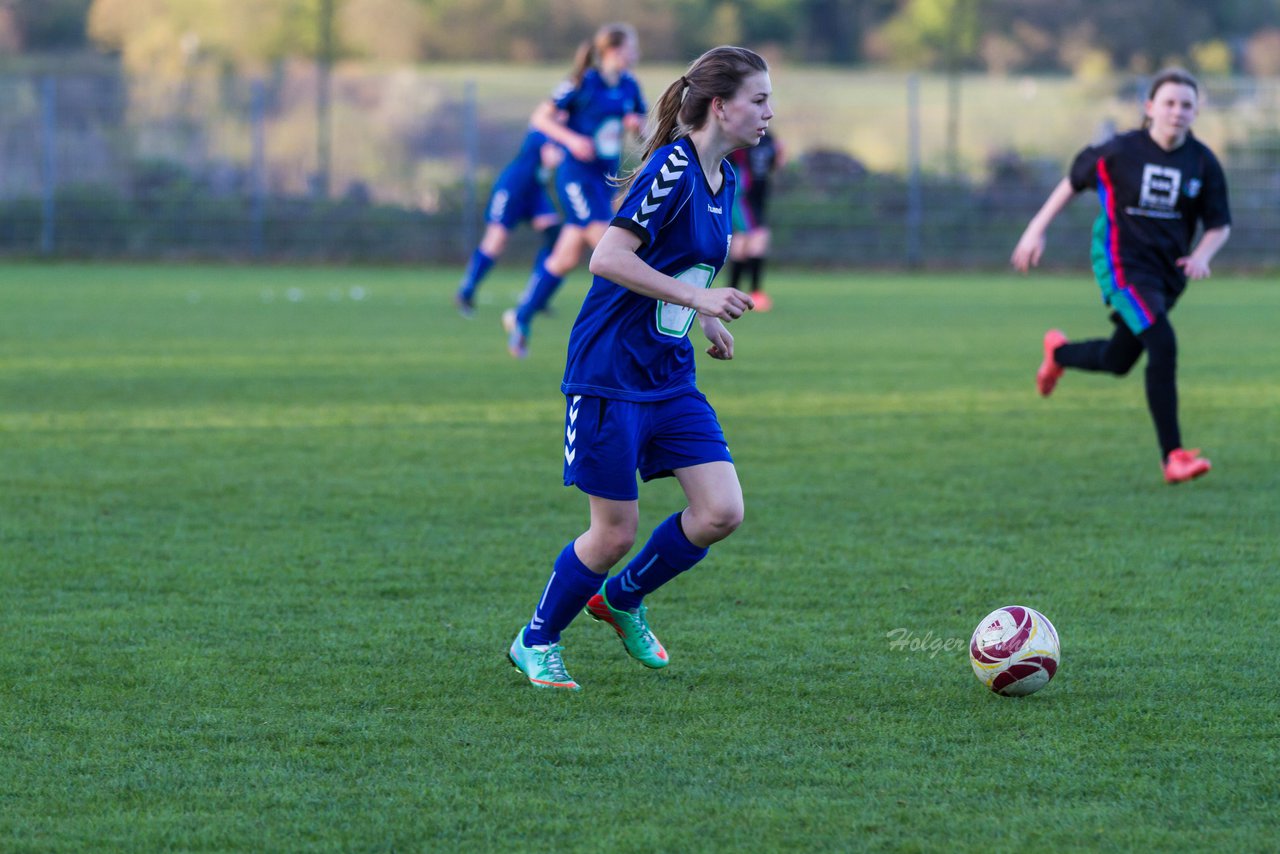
[1054,313,1181,459]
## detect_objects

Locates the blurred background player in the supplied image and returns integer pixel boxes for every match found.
[728,129,784,311]
[454,130,563,317]
[507,45,771,691]
[1011,68,1231,485]
[501,22,646,358]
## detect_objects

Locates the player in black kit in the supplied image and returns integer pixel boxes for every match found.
[728,130,784,311]
[1012,68,1231,485]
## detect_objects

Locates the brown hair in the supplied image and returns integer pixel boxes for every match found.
[619,46,768,192]
[1142,68,1199,129]
[568,22,636,86]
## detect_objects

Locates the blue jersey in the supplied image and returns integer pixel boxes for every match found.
[553,68,646,179]
[487,129,558,227]
[562,138,736,402]
[498,129,552,190]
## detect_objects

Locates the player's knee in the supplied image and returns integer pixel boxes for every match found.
[1100,341,1143,375]
[1145,355,1177,384]
[549,243,580,273]
[1104,354,1139,376]
[595,525,637,564]
[1143,350,1177,382]
[688,500,744,544]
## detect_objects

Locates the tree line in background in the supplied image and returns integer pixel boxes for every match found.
[3,0,1280,75]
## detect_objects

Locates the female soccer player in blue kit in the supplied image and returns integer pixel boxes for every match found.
[508,46,773,690]
[502,22,647,359]
[454,129,562,317]
[1012,68,1231,485]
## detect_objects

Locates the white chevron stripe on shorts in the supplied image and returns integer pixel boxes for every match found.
[564,395,581,465]
[565,182,591,222]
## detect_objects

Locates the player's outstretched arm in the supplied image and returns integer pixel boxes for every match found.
[1011,177,1078,273]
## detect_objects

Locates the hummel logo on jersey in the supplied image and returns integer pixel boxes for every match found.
[620,555,659,592]
[530,569,556,631]
[707,204,722,214]
[632,146,689,230]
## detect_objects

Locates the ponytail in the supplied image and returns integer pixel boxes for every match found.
[568,39,594,86]
[568,22,636,86]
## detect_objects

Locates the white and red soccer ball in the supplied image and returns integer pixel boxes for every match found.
[969,606,1060,697]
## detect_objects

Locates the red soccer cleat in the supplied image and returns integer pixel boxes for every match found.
[1036,329,1068,397]
[1164,448,1211,484]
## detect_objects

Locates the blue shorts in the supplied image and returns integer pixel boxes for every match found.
[486,178,558,229]
[555,161,616,226]
[562,391,734,501]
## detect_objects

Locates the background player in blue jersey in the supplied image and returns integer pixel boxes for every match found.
[728,129,785,312]
[501,22,647,359]
[508,46,773,690]
[1012,68,1231,484]
[454,130,563,317]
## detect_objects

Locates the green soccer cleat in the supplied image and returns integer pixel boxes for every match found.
[508,630,581,690]
[585,587,669,669]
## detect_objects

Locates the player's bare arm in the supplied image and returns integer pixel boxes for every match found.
[590,226,754,321]
[1012,178,1079,273]
[1177,225,1231,279]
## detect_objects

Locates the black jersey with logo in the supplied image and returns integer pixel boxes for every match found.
[1069,129,1231,291]
[744,132,780,182]
[729,133,780,222]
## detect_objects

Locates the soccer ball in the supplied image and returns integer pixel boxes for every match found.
[969,605,1060,697]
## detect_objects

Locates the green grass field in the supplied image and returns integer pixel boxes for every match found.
[2,262,1277,851]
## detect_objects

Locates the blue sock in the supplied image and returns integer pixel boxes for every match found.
[532,245,553,273]
[523,541,605,646]
[457,249,495,299]
[516,263,564,327]
[605,512,708,611]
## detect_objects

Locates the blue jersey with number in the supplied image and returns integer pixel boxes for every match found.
[562,138,736,402]
[553,69,646,179]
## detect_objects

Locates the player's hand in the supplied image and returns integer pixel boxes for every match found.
[692,287,754,322]
[539,143,565,170]
[701,318,735,360]
[1176,255,1211,280]
[566,134,596,162]
[1011,233,1045,273]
